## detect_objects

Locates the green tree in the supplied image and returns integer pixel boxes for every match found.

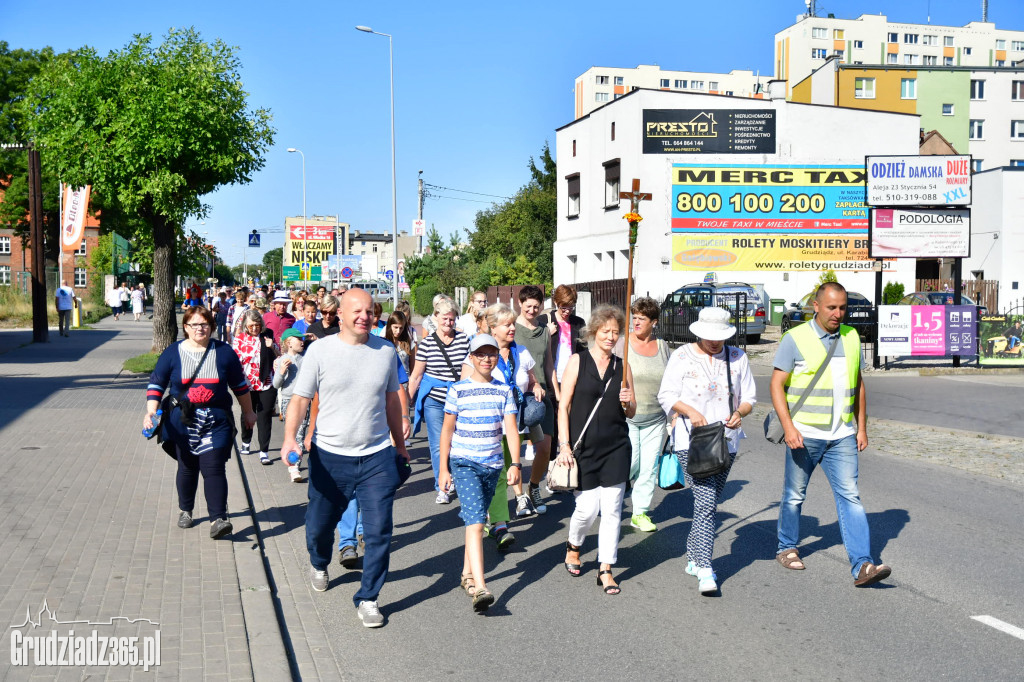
[883,281,905,305]
[21,29,274,351]
[816,269,839,288]
[262,247,283,280]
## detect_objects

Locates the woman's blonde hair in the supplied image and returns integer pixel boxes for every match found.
[484,303,515,330]
[433,295,457,317]
[585,304,625,340]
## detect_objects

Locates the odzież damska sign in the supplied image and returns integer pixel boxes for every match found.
[869,208,970,258]
[643,110,776,154]
[865,155,971,207]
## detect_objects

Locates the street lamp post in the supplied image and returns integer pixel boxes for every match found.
[287,148,306,289]
[356,25,399,310]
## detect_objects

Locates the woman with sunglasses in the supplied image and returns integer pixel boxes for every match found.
[144,306,256,539]
[232,309,280,463]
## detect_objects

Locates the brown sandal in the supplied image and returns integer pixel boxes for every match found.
[776,549,805,570]
[460,573,476,597]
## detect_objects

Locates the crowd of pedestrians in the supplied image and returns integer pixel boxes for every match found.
[142,279,892,627]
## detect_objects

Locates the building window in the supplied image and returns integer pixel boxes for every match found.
[725,90,734,96]
[923,55,937,65]
[832,50,845,60]
[1013,81,1024,100]
[996,39,1006,50]
[1011,160,1024,167]
[853,61,863,65]
[922,35,937,46]
[1013,41,1024,51]
[572,139,576,157]
[888,32,899,43]
[942,103,955,115]
[887,53,898,64]
[971,79,986,99]
[944,57,954,66]
[1012,121,1024,139]
[944,36,955,47]
[0,236,10,254]
[660,79,669,88]
[74,239,87,256]
[811,48,828,59]
[904,33,919,44]
[833,29,844,40]
[614,76,623,85]
[0,265,10,285]
[854,77,875,99]
[604,160,620,208]
[964,47,972,55]
[566,174,580,218]
[972,159,983,172]
[812,27,827,39]
[901,78,917,99]
[596,75,609,85]
[969,119,984,139]
[996,60,1005,67]
[613,93,623,99]
[610,122,615,141]
[853,40,863,49]
[372,244,378,253]
[709,81,719,90]
[595,92,609,102]
[674,79,684,88]
[691,80,704,89]
[74,267,86,287]
[904,54,918,65]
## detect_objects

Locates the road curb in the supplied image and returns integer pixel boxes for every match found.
[225,448,295,681]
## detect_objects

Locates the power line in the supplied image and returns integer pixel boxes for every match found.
[423,183,511,200]
[429,194,498,204]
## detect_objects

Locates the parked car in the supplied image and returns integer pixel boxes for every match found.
[780,290,877,340]
[897,291,988,315]
[659,281,765,344]
[351,280,392,304]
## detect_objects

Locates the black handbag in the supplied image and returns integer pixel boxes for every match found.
[683,347,734,479]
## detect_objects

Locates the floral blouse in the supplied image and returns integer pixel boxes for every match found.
[232,332,274,392]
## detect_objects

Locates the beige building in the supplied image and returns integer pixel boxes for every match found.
[574,65,765,119]
[775,13,1024,99]
[348,230,418,277]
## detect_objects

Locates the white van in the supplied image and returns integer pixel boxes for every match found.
[351,281,391,303]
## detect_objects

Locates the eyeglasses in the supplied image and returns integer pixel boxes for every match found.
[471,352,498,360]
[185,323,211,330]
[322,310,338,317]
[473,299,487,305]
[558,306,575,313]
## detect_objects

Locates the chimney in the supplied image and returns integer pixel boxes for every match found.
[767,79,787,101]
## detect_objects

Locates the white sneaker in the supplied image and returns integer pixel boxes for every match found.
[259,452,271,465]
[685,560,699,577]
[289,465,305,482]
[697,567,717,595]
[356,600,384,628]
[515,494,533,517]
[240,441,251,455]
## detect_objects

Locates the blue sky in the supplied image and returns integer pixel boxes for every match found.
[2,0,1020,267]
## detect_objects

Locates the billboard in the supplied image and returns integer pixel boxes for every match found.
[643,109,776,154]
[865,155,971,207]
[869,208,970,258]
[284,224,335,271]
[979,315,1024,366]
[877,305,977,357]
[671,163,882,271]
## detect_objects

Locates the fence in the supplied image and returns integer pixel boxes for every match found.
[658,291,749,349]
[915,278,999,312]
[486,285,547,315]
[573,279,629,309]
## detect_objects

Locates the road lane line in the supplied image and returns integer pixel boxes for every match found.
[971,616,1024,641]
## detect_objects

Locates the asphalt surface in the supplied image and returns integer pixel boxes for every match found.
[243,400,1024,681]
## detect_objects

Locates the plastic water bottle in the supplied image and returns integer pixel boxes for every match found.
[142,410,163,438]
[287,450,301,465]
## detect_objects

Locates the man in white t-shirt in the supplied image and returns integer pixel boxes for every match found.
[106,285,123,321]
[54,280,77,337]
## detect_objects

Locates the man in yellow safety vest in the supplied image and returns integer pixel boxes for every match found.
[769,281,892,587]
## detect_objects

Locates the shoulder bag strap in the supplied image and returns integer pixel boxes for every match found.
[571,356,616,454]
[170,341,213,407]
[786,334,840,417]
[725,346,734,413]
[432,332,461,381]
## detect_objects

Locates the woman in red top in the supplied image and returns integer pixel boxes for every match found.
[232,308,279,463]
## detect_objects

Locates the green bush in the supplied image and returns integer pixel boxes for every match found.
[883,281,905,305]
[411,281,438,317]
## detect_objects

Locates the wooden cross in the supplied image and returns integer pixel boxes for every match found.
[619,178,652,214]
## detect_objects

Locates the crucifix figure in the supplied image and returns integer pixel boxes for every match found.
[617,178,652,403]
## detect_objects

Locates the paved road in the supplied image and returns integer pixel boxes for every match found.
[241,402,1024,680]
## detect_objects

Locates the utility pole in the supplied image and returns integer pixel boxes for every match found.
[417,170,424,254]
[27,145,48,343]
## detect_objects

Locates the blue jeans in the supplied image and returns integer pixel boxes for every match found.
[337,497,363,549]
[306,443,399,605]
[777,434,874,578]
[1008,335,1021,350]
[423,397,446,491]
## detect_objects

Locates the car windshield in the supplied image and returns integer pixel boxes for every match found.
[847,293,870,304]
[928,293,974,305]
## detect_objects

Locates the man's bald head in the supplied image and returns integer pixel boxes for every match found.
[341,287,373,338]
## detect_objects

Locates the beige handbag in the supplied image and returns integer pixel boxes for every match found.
[547,369,615,492]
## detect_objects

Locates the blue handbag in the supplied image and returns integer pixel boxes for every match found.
[657,435,685,491]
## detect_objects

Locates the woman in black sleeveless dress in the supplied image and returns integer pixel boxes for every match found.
[555,305,636,595]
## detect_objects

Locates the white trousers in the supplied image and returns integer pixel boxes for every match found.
[568,483,626,565]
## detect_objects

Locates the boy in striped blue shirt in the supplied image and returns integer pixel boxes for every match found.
[439,334,521,612]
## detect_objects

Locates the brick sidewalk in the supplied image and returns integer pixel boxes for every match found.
[0,317,291,680]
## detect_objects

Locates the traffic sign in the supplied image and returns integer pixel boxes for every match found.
[412,219,425,236]
[248,232,260,247]
[385,269,394,281]
[341,266,353,279]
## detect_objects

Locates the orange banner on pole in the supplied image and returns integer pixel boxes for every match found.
[60,185,91,253]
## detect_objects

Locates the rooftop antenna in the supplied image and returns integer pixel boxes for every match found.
[805,0,817,17]
[982,0,988,22]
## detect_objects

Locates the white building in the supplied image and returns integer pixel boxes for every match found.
[574,65,764,119]
[775,12,1024,99]
[963,167,1024,309]
[553,86,921,306]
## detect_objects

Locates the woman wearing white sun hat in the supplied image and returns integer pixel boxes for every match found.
[657,306,756,596]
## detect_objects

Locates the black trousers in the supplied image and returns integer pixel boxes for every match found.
[241,387,277,453]
[57,309,72,334]
[176,445,229,520]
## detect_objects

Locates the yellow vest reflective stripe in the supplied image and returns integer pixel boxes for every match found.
[784,323,860,427]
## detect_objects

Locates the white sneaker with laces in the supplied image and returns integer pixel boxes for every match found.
[515,495,533,517]
[357,600,384,628]
[259,452,271,465]
[697,567,717,595]
[240,441,251,455]
[289,465,305,482]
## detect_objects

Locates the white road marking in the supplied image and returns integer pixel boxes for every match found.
[971,615,1024,641]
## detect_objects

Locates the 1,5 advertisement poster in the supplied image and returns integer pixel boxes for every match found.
[670,163,888,271]
[877,305,977,357]
[979,315,1024,366]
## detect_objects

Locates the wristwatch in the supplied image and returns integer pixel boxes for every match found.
[509,462,522,469]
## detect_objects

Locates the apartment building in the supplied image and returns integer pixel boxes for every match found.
[347,230,418,275]
[775,13,1024,98]
[574,65,764,119]
[792,60,1024,171]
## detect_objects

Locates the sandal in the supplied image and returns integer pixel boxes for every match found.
[776,549,806,570]
[472,588,495,612]
[596,569,621,595]
[460,573,476,597]
[564,541,582,577]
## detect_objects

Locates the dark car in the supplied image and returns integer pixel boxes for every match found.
[897,291,988,315]
[780,290,876,340]
[659,281,765,344]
